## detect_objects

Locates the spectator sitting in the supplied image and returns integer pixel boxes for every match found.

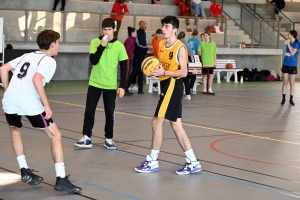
[179,0,196,32]
[210,0,225,27]
[191,0,206,18]
[110,0,130,39]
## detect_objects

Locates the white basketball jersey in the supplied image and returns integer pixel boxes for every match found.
[2,51,56,115]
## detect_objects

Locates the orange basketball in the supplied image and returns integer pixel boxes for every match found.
[141,56,161,77]
[226,63,233,69]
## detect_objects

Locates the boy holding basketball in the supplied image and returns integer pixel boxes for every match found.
[74,18,129,149]
[135,16,202,175]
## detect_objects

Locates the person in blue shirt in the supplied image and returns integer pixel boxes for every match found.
[281,30,299,106]
[188,29,201,56]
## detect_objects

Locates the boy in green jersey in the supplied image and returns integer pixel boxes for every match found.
[74,18,129,149]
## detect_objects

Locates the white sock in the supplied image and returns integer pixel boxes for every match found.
[55,163,66,178]
[150,149,160,160]
[17,155,28,169]
[185,149,197,162]
[218,23,221,26]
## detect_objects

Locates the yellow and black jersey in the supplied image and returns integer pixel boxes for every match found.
[158,39,188,81]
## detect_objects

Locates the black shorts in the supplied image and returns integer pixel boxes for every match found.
[275,4,285,14]
[5,112,54,129]
[202,68,214,75]
[282,65,297,74]
[154,78,183,122]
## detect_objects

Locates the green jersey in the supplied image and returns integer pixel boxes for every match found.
[198,41,217,66]
[89,38,128,89]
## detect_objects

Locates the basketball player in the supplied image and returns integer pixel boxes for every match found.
[135,16,202,175]
[0,30,82,193]
[74,18,129,149]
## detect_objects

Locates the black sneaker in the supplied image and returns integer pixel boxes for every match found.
[281,99,286,105]
[124,90,133,96]
[21,168,44,186]
[290,100,295,106]
[138,90,144,94]
[54,175,82,194]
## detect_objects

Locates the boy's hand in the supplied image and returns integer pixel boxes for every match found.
[101,35,109,47]
[118,88,125,98]
[150,65,164,76]
[44,105,52,119]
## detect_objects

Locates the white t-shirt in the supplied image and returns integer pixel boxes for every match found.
[2,51,56,115]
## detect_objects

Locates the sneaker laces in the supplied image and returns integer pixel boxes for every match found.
[180,163,191,171]
[79,135,88,142]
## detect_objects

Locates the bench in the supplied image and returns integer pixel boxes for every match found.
[213,59,243,83]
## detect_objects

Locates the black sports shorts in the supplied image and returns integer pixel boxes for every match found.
[5,112,54,129]
[154,78,183,122]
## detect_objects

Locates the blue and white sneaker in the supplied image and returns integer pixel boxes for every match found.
[74,135,92,148]
[104,139,116,150]
[176,160,202,175]
[135,155,159,173]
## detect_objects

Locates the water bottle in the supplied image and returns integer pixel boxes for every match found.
[227,41,230,48]
[240,75,243,83]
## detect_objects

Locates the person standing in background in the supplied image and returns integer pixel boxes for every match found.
[110,0,130,39]
[178,31,195,100]
[127,20,152,94]
[271,0,285,21]
[124,26,137,96]
[281,30,299,106]
[152,29,163,57]
[52,0,66,11]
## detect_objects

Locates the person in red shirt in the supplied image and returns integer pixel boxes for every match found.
[210,0,225,26]
[110,0,130,39]
[179,0,195,32]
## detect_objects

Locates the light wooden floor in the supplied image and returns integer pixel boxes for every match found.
[1,81,300,200]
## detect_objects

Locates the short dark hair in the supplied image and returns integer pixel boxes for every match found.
[127,26,136,36]
[161,16,179,29]
[102,18,115,29]
[36,30,60,50]
[177,31,185,39]
[192,29,198,36]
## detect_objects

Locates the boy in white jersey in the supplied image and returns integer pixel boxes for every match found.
[0,30,81,194]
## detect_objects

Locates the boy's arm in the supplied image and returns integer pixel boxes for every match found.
[119,60,128,90]
[0,63,14,90]
[32,73,52,119]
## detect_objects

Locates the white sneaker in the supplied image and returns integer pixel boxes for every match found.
[153,87,159,92]
[208,88,213,93]
[185,95,191,100]
[203,88,207,93]
[132,86,138,91]
[191,90,197,95]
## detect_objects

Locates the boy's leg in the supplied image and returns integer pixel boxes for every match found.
[61,0,66,10]
[82,86,102,138]
[170,119,202,175]
[53,0,59,10]
[135,117,164,173]
[103,89,117,149]
[44,122,82,194]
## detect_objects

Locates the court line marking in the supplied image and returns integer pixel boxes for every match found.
[49,100,300,146]
[1,129,300,199]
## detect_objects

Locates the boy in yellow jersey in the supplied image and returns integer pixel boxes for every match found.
[135,16,202,175]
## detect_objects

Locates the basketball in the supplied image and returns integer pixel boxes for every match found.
[226,63,233,69]
[141,56,161,77]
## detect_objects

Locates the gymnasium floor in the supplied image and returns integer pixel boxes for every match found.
[1,80,300,200]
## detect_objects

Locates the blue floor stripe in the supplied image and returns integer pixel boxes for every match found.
[1,127,300,199]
